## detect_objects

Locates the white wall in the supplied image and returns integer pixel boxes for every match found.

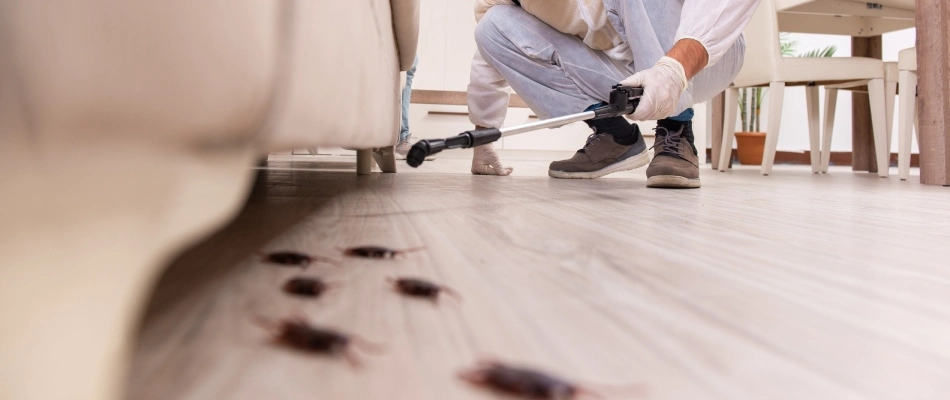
[412,0,476,92]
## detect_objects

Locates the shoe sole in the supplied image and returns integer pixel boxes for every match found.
[646,175,701,188]
[548,149,650,179]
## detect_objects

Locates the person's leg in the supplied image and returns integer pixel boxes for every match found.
[643,40,743,189]
[603,0,744,116]
[643,40,743,188]
[644,108,700,188]
[399,56,418,144]
[395,57,434,160]
[599,0,744,188]
[475,6,648,179]
[661,108,695,152]
[474,6,633,120]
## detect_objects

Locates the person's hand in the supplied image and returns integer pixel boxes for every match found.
[620,56,689,121]
[471,143,513,176]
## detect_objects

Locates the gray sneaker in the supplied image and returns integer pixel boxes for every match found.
[548,132,649,179]
[646,124,700,188]
[395,135,436,161]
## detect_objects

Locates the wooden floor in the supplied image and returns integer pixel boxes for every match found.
[126,152,950,400]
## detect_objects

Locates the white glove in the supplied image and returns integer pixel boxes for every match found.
[621,56,689,121]
[471,143,513,176]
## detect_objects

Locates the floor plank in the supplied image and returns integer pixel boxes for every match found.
[126,152,950,400]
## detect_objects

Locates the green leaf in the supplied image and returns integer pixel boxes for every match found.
[799,45,838,58]
[779,33,798,57]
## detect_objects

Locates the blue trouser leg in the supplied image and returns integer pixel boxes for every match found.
[399,56,418,143]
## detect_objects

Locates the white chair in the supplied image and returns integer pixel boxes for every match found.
[818,63,898,175]
[718,0,889,177]
[897,48,919,180]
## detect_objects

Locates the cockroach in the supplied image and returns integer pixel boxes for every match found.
[282,277,338,298]
[385,276,462,304]
[459,360,645,400]
[259,251,340,268]
[253,314,384,368]
[337,245,425,259]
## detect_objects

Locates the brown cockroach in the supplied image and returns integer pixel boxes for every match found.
[336,245,425,259]
[259,251,340,268]
[459,359,644,400]
[253,314,384,368]
[282,277,338,298]
[385,276,462,304]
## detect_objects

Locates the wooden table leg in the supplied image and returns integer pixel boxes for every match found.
[916,0,950,185]
[851,36,883,173]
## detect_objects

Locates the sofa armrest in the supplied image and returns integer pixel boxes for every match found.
[391,0,420,71]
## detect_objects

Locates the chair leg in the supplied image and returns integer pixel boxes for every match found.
[761,82,785,175]
[356,149,373,175]
[898,70,917,180]
[694,102,708,165]
[820,88,838,173]
[718,87,739,171]
[885,79,898,153]
[805,85,821,173]
[867,78,889,178]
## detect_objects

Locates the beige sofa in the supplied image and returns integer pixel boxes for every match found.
[0,1,418,399]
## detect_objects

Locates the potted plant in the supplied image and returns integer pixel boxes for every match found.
[734,36,837,165]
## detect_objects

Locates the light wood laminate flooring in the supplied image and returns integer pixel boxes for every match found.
[126,152,950,400]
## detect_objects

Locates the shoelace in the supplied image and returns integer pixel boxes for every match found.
[650,127,688,160]
[578,133,604,153]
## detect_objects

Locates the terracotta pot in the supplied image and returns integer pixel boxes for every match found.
[735,131,766,165]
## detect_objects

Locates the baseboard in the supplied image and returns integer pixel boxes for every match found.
[705,149,921,168]
[411,90,530,108]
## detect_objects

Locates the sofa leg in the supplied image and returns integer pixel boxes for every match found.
[372,146,397,173]
[356,149,373,175]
